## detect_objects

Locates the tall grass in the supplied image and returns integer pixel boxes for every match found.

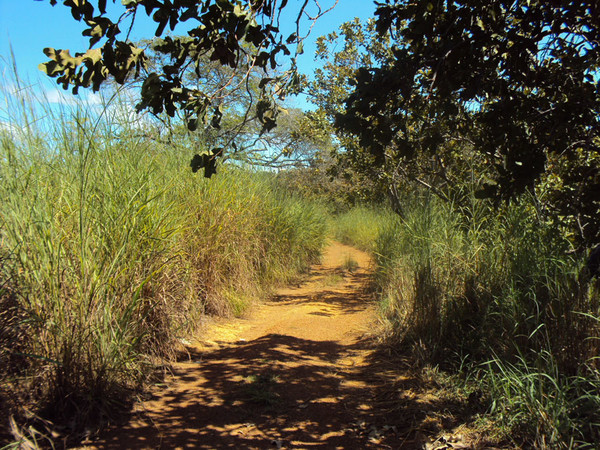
[483,350,600,447]
[0,79,327,438]
[373,193,600,446]
[268,172,600,445]
[333,205,395,251]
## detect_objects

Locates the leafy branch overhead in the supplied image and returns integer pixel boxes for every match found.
[339,1,600,194]
[38,0,334,176]
[334,0,600,245]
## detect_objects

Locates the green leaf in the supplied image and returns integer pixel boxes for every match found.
[211,105,223,129]
[215,0,234,12]
[258,77,274,89]
[286,33,297,44]
[187,118,198,131]
[190,152,219,178]
[190,153,205,173]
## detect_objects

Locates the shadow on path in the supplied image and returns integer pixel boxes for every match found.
[95,339,480,448]
[96,334,375,448]
[91,243,481,449]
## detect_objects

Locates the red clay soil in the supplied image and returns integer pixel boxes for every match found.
[86,242,482,449]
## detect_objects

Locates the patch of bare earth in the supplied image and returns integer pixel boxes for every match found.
[87,242,490,449]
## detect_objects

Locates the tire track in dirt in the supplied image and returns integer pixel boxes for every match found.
[87,242,480,449]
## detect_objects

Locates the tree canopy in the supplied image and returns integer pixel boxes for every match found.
[309,18,487,214]
[334,0,600,246]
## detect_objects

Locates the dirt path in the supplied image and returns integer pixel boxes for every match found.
[89,242,476,449]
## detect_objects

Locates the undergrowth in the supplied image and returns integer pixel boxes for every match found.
[373,194,600,447]
[328,195,600,447]
[333,206,395,252]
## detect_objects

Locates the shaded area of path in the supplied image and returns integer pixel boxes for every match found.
[89,242,481,449]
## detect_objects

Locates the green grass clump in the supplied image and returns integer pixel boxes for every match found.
[0,83,328,438]
[483,350,600,447]
[342,255,359,273]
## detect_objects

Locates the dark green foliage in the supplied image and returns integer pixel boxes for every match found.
[336,1,600,246]
[309,19,491,216]
[190,147,222,177]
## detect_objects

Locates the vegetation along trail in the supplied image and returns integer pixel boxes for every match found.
[88,242,466,449]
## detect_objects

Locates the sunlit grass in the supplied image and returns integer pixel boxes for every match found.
[333,206,395,251]
[0,77,328,437]
[342,254,359,273]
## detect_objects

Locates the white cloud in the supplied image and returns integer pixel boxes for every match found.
[44,88,79,105]
[0,119,18,134]
[85,92,103,105]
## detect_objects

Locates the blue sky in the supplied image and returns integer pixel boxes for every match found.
[0,0,377,110]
